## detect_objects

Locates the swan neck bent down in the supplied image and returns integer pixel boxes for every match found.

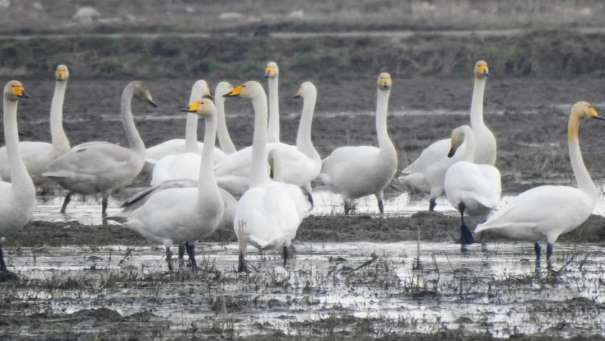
[3,97,32,189]
[214,91,237,154]
[267,76,280,143]
[185,113,199,153]
[121,83,146,155]
[250,90,270,186]
[296,87,320,161]
[470,78,486,127]
[376,89,396,155]
[50,80,70,152]
[568,115,598,197]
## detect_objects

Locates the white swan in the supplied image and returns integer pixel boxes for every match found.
[444,125,501,246]
[476,101,602,266]
[44,81,156,216]
[399,60,495,210]
[145,80,226,163]
[112,98,236,271]
[0,65,71,185]
[215,81,321,197]
[265,61,280,143]
[0,81,35,277]
[319,73,398,214]
[226,81,312,272]
[214,81,238,154]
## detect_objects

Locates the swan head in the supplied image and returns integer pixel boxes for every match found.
[4,80,29,102]
[183,98,216,118]
[55,64,70,82]
[191,80,213,101]
[377,72,392,90]
[572,101,602,121]
[474,60,489,79]
[447,125,471,157]
[130,81,158,107]
[215,81,234,97]
[224,81,264,99]
[294,81,317,98]
[264,61,279,79]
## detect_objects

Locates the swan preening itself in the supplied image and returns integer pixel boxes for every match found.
[444,125,501,246]
[111,98,236,271]
[0,65,71,185]
[0,81,35,276]
[476,102,602,266]
[44,81,157,216]
[319,72,397,214]
[400,60,495,211]
[226,81,312,272]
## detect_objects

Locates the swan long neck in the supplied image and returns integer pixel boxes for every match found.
[50,80,70,152]
[461,127,476,162]
[198,112,218,199]
[214,94,237,154]
[568,115,598,197]
[470,78,486,127]
[3,98,31,188]
[296,90,320,161]
[184,113,199,153]
[376,89,396,155]
[121,84,145,155]
[250,91,270,186]
[267,76,280,143]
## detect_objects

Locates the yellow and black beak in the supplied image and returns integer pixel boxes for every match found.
[182,101,202,113]
[224,85,243,97]
[147,98,158,107]
[590,107,605,121]
[13,85,29,99]
[448,137,462,158]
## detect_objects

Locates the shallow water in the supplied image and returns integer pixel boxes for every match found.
[3,241,605,338]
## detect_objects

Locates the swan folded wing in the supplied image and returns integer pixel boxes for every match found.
[447,163,501,209]
[120,179,198,212]
[401,138,449,174]
[475,185,592,241]
[214,146,253,177]
[322,146,379,178]
[216,174,249,198]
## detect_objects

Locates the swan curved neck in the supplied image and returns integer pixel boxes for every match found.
[461,128,476,162]
[470,78,486,127]
[296,91,320,161]
[214,94,237,154]
[185,113,199,153]
[251,92,270,186]
[267,77,280,143]
[3,98,31,188]
[376,89,395,154]
[568,116,598,197]
[198,112,218,199]
[121,85,145,155]
[50,80,70,152]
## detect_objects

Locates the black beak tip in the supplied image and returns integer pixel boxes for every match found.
[447,150,455,158]
[293,95,301,99]
[149,100,158,108]
[594,116,605,121]
[21,92,30,99]
[180,106,190,113]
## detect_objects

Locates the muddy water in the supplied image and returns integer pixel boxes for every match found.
[2,241,605,339]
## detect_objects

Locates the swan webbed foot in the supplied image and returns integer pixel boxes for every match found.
[178,245,186,270]
[60,192,72,214]
[238,251,250,273]
[429,198,436,212]
[185,242,198,271]
[165,246,174,272]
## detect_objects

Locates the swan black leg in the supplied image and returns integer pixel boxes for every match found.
[101,193,109,216]
[0,244,7,272]
[60,192,72,214]
[376,193,385,215]
[429,198,436,212]
[534,242,542,263]
[178,244,185,270]
[0,244,17,282]
[238,250,249,273]
[282,245,289,266]
[344,200,352,215]
[546,243,554,271]
[185,242,198,271]
[165,246,173,272]
[459,203,474,246]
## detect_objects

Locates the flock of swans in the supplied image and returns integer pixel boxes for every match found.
[0,59,602,278]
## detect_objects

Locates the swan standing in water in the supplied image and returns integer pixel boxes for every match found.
[44,81,157,216]
[111,98,235,271]
[145,80,226,164]
[0,81,35,278]
[476,102,602,267]
[399,61,495,211]
[319,73,397,214]
[0,65,71,185]
[444,125,501,246]
[215,81,321,197]
[226,81,311,272]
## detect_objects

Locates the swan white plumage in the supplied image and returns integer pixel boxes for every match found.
[0,65,71,185]
[399,60,495,210]
[145,80,226,163]
[265,61,280,143]
[44,81,156,216]
[444,125,501,246]
[0,81,35,277]
[476,101,602,266]
[226,81,311,272]
[215,81,321,197]
[319,73,397,214]
[113,98,235,271]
